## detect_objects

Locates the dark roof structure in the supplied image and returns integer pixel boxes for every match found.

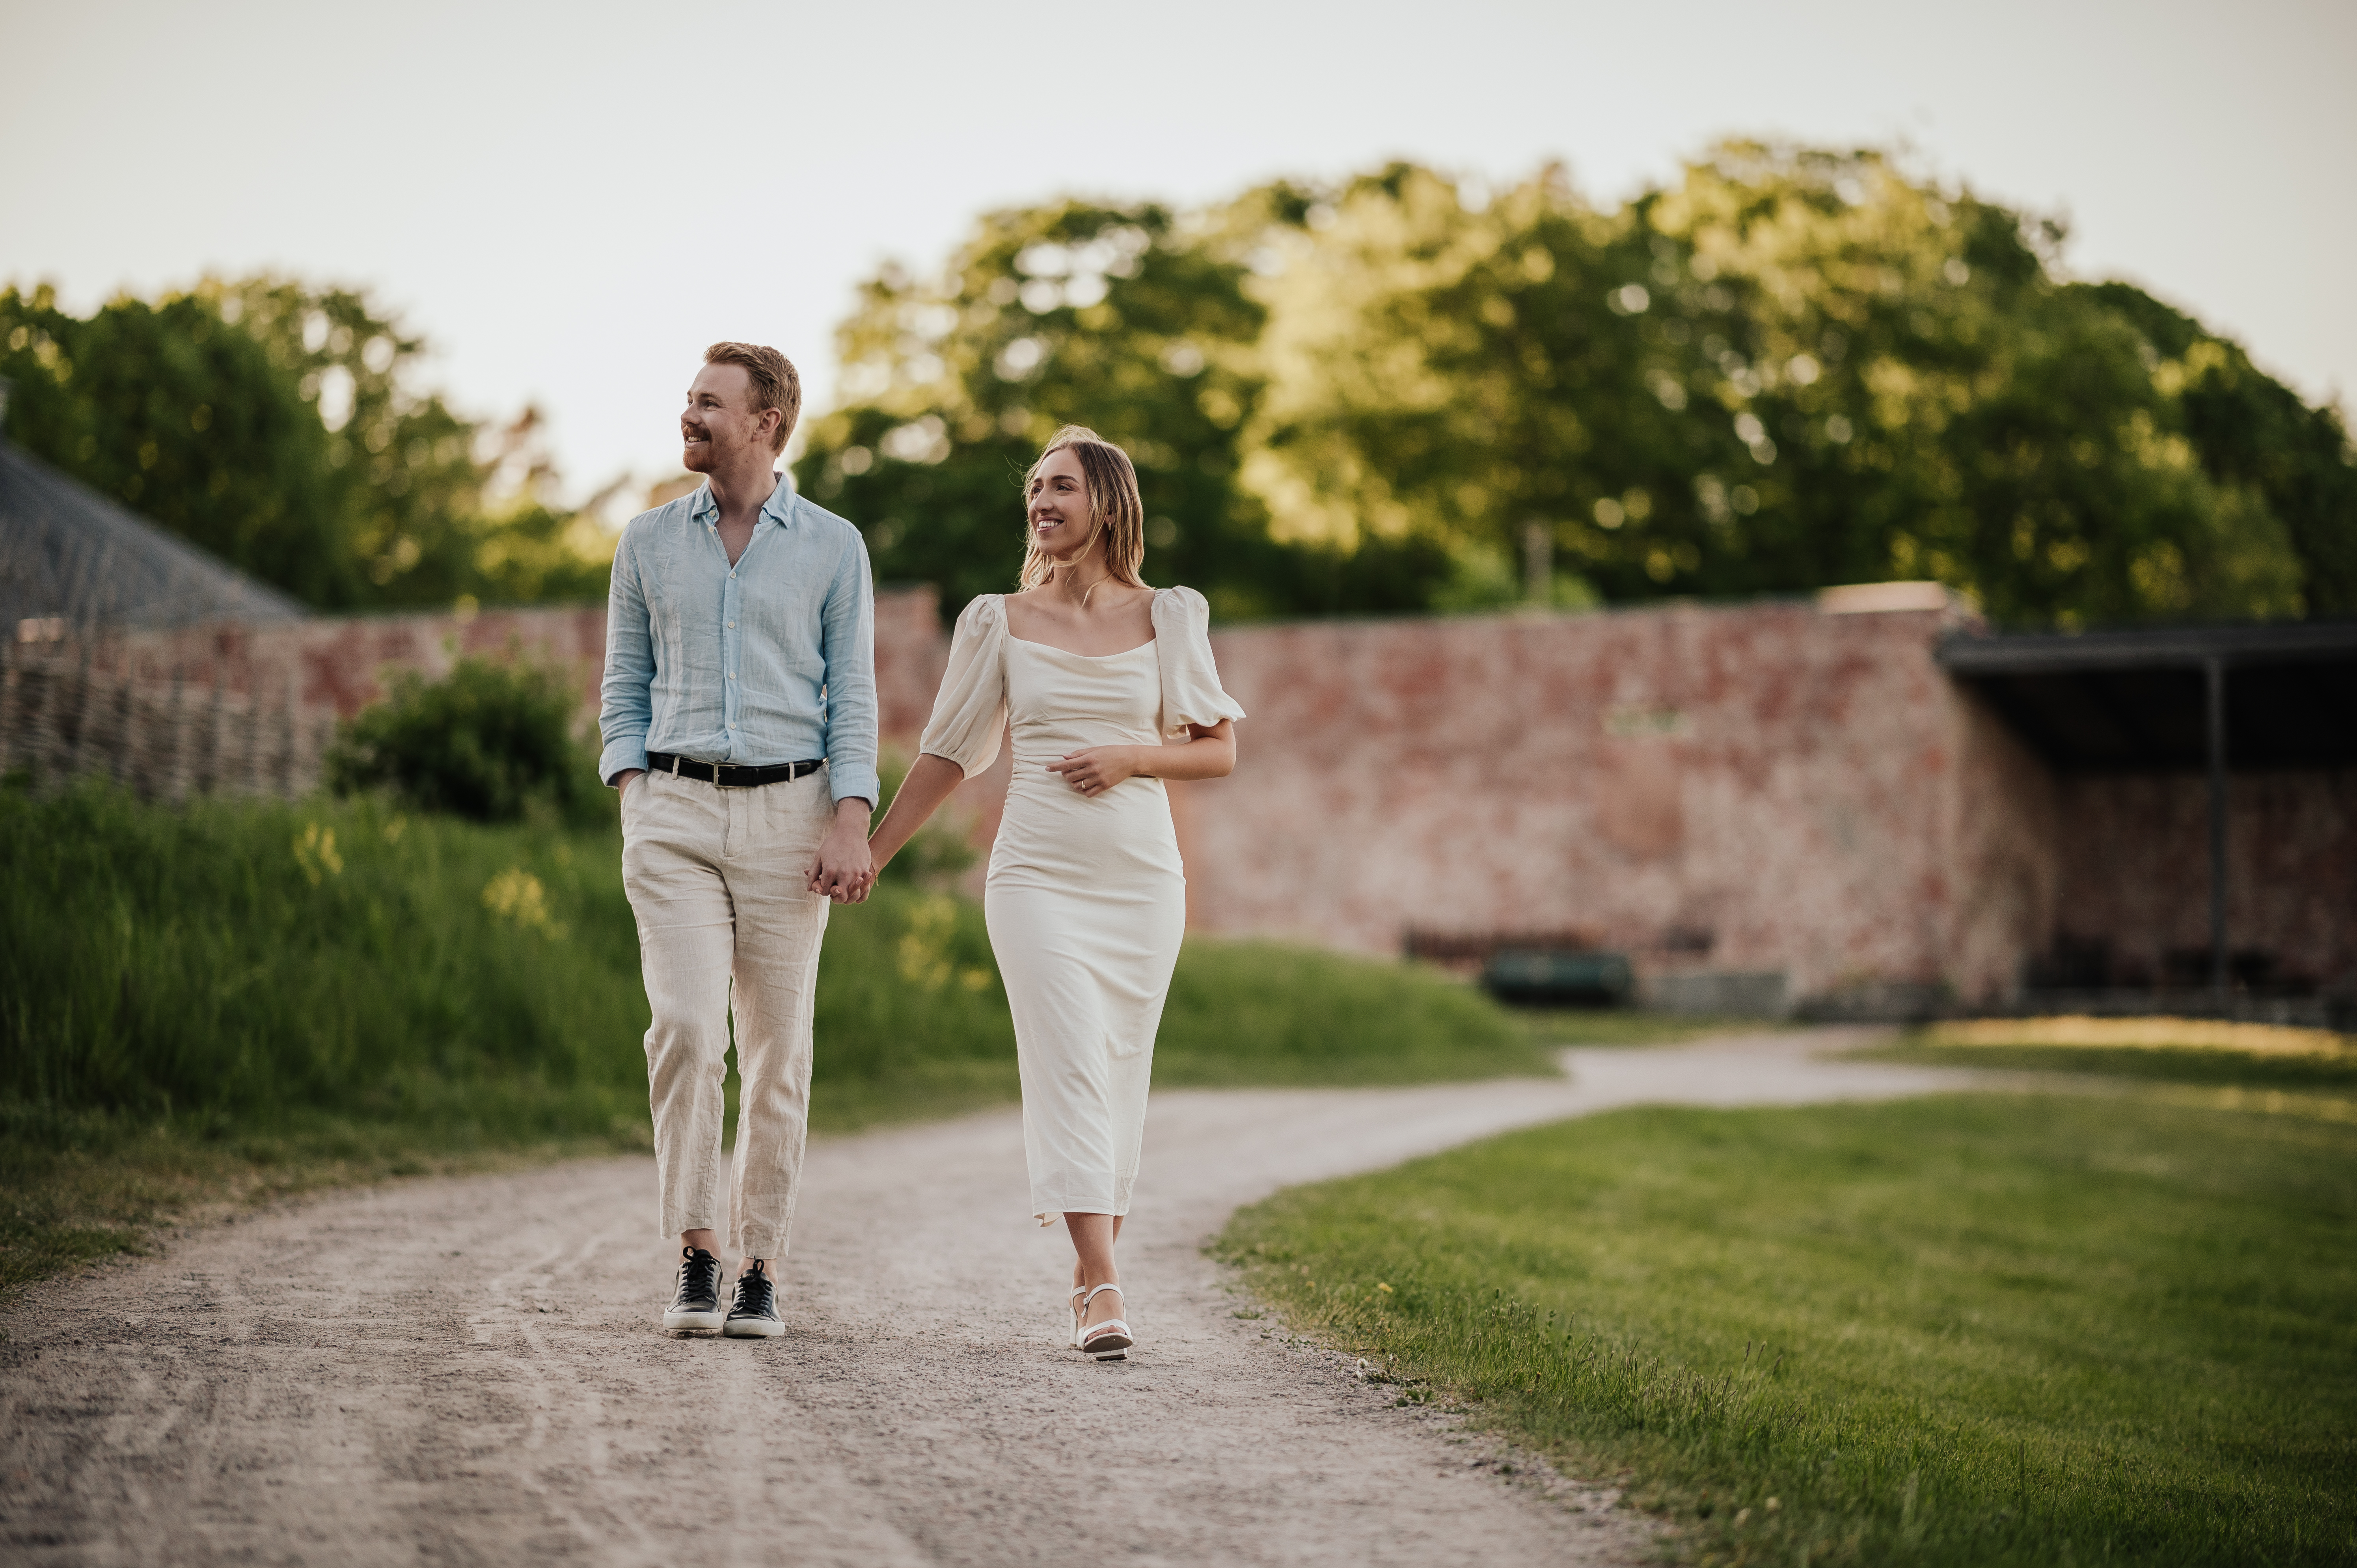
[1939,620,2357,771]
[0,438,306,638]
[1940,618,2357,999]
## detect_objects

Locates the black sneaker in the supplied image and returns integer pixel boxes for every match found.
[723,1260,784,1338]
[663,1246,725,1334]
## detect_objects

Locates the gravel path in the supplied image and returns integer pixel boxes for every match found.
[1,1027,1977,1566]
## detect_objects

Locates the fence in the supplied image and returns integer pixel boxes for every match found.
[0,642,337,800]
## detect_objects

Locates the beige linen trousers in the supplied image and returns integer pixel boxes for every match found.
[621,765,833,1259]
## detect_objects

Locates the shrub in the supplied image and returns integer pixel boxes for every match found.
[328,655,597,823]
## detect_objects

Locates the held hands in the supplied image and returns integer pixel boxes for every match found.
[1046,746,1140,798]
[808,799,877,903]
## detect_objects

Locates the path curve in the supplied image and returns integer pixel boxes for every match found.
[0,1028,1976,1566]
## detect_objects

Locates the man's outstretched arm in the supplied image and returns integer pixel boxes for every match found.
[598,529,654,791]
[808,532,878,901]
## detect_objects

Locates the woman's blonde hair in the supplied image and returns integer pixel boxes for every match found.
[1017,426,1149,593]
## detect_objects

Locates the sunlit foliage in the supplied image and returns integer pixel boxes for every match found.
[791,196,1451,624]
[806,145,2351,626]
[0,281,613,610]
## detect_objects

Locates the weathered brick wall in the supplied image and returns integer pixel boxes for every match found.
[0,652,335,799]
[19,588,950,800]
[1149,599,2054,1007]
[76,605,612,715]
[41,584,2346,1000]
[1942,689,2064,1002]
[59,587,950,734]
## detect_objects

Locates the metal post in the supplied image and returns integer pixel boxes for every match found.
[1521,521,1553,606]
[2205,656,2228,1002]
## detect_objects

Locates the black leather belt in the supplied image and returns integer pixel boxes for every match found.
[646,752,825,788]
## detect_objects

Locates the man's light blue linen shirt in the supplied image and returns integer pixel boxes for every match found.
[598,475,879,807]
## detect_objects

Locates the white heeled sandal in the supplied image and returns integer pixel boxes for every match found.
[1069,1286,1088,1349]
[1075,1283,1133,1360]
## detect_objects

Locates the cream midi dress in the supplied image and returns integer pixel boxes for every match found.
[919,587,1245,1221]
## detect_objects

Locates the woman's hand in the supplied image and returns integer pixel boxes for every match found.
[1047,747,1140,797]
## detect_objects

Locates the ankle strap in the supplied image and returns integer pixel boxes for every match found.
[1080,1283,1124,1308]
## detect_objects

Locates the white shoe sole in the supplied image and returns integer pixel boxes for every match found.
[722,1317,784,1339]
[663,1309,724,1333]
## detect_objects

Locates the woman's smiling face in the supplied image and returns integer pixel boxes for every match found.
[1027,446,1095,562]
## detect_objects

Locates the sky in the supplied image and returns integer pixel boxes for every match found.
[4,0,2351,515]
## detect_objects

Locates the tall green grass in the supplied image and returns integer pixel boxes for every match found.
[1217,1094,2357,1566]
[1,782,646,1142]
[1,781,1545,1141]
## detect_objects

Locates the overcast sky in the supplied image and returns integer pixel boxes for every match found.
[4,0,2350,513]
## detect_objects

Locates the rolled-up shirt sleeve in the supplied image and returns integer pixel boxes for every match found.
[597,529,654,786]
[819,530,880,807]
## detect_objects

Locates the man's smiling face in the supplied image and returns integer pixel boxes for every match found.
[681,363,774,473]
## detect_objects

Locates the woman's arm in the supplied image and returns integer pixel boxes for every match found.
[1044,720,1236,797]
[867,753,969,875]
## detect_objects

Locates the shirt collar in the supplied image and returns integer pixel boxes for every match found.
[688,472,795,529]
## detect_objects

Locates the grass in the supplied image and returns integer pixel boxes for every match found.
[1159,937,1549,1086]
[0,780,1550,1304]
[1216,1089,2357,1565]
[1863,1015,2357,1095]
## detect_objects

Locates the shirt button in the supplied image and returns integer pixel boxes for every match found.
[728,621,735,628]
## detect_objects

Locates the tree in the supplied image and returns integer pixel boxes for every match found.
[2,283,354,603]
[1646,145,2306,624]
[1242,145,2325,626]
[1241,162,1730,607]
[791,195,1449,625]
[0,279,615,611]
[2083,281,2357,616]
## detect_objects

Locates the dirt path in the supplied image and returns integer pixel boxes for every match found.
[1,1028,1975,1566]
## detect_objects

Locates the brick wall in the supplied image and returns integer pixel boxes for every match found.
[1151,600,2058,1007]
[40,585,2348,1003]
[56,587,951,736]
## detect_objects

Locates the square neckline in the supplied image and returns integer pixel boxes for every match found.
[996,588,1163,661]
[1004,632,1157,660]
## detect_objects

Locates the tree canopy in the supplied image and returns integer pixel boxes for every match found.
[9,144,2347,629]
[790,194,1450,624]
[0,280,613,611]
[798,144,2351,627]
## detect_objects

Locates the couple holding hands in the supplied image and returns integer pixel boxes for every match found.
[599,342,1242,1360]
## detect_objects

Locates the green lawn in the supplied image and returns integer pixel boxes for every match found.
[0,781,1548,1306]
[1863,1016,2357,1095]
[1216,1091,2357,1566]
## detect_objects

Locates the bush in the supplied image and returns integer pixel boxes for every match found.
[328,655,597,823]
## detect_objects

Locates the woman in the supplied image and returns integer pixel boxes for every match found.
[866,426,1243,1360]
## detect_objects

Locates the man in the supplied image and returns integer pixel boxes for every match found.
[600,341,878,1339]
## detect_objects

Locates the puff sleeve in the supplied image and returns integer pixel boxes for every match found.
[1151,586,1247,736]
[918,594,1010,778]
